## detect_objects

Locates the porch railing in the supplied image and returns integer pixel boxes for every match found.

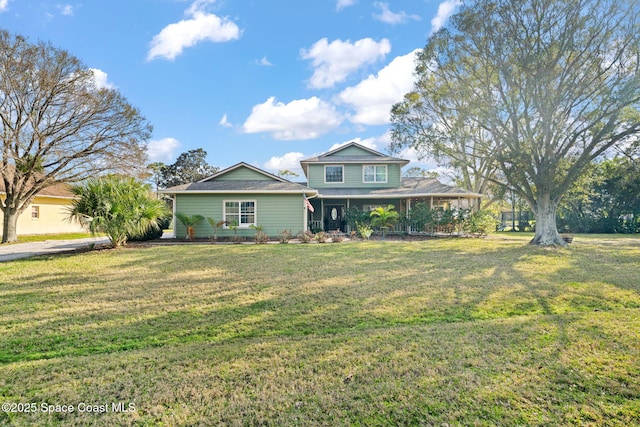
[307,220,464,235]
[309,220,323,232]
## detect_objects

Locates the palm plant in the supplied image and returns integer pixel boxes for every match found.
[226,220,241,243]
[207,217,226,241]
[250,224,268,243]
[67,175,169,248]
[175,212,204,241]
[370,204,400,240]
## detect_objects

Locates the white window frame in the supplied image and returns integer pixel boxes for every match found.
[31,205,40,220]
[223,200,257,228]
[324,165,344,184]
[363,204,384,212]
[363,165,388,183]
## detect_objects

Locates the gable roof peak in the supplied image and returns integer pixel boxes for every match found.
[198,162,288,183]
[319,141,387,158]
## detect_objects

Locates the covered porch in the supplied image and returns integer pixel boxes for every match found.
[307,195,482,234]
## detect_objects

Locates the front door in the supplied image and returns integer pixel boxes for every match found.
[325,205,344,232]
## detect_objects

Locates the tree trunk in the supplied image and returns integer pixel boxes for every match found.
[1,207,20,244]
[530,194,565,246]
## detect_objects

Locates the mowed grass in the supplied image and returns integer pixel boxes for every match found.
[10,233,97,244]
[0,236,639,426]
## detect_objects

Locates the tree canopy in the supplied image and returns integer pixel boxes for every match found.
[0,31,151,243]
[156,148,218,188]
[390,0,640,245]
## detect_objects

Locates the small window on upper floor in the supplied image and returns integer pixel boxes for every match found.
[325,165,344,183]
[363,165,387,183]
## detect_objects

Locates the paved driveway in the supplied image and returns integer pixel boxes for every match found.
[0,237,111,262]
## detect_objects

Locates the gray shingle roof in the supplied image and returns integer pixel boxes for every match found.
[316,178,482,198]
[162,180,315,193]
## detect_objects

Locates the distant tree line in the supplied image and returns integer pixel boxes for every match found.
[558,158,640,233]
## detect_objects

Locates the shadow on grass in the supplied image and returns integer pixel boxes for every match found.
[1,239,639,425]
[2,240,638,364]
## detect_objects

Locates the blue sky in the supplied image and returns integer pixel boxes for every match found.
[0,0,461,180]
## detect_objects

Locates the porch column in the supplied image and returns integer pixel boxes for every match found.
[406,198,411,234]
[171,195,177,238]
[303,195,308,232]
[320,198,324,231]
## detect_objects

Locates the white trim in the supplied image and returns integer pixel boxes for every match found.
[324,164,344,184]
[223,199,257,228]
[317,141,390,159]
[362,164,388,184]
[172,195,177,230]
[303,196,308,231]
[1,192,76,201]
[198,162,288,183]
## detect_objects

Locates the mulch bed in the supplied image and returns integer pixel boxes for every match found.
[127,233,484,246]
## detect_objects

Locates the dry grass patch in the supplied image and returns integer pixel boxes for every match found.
[0,236,639,426]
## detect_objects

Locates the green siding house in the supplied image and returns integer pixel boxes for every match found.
[162,162,316,239]
[162,143,482,238]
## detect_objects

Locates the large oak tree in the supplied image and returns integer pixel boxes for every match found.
[158,148,219,188]
[390,0,640,245]
[0,31,151,243]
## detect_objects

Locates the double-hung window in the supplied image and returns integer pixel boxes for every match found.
[363,165,387,183]
[324,165,344,183]
[224,201,256,227]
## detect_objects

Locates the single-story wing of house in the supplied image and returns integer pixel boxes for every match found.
[0,182,86,237]
[161,142,483,239]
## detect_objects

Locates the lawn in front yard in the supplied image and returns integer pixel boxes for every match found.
[6,233,97,244]
[0,235,639,426]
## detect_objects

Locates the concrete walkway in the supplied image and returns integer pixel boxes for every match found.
[0,237,111,262]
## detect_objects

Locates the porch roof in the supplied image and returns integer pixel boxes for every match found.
[315,177,483,199]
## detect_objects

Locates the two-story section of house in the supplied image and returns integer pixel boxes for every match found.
[162,141,482,238]
[300,142,483,233]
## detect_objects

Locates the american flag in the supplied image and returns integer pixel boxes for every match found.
[304,196,315,213]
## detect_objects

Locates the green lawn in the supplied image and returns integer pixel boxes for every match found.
[9,233,97,244]
[1,235,639,426]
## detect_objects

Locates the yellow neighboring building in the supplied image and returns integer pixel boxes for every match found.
[0,184,86,237]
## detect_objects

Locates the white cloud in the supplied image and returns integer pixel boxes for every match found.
[0,0,8,12]
[219,113,232,128]
[242,96,343,140]
[301,37,391,89]
[336,0,356,11]
[337,49,419,125]
[430,0,462,35]
[256,56,273,66]
[147,1,241,61]
[58,4,74,16]
[264,152,306,176]
[146,138,181,163]
[89,68,116,90]
[373,2,420,25]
